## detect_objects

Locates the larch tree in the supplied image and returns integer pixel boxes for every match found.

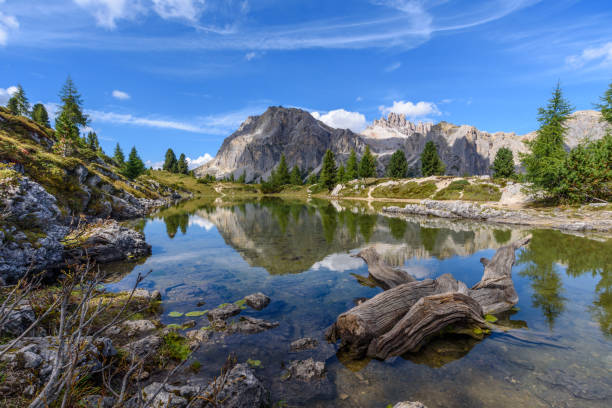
[319,149,337,190]
[359,145,377,178]
[521,82,572,194]
[491,147,515,178]
[177,153,189,174]
[386,149,408,178]
[275,154,291,185]
[163,149,178,172]
[420,141,445,176]
[57,76,89,127]
[113,143,125,166]
[6,85,30,117]
[345,149,359,180]
[31,103,50,127]
[290,165,302,185]
[123,146,146,179]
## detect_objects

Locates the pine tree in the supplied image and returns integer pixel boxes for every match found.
[31,103,50,127]
[238,170,246,184]
[229,172,235,182]
[345,149,359,180]
[123,146,146,179]
[290,165,302,185]
[319,149,338,190]
[359,146,377,178]
[521,82,573,193]
[337,164,346,183]
[596,81,612,125]
[6,85,30,116]
[386,149,408,178]
[163,149,177,172]
[274,154,291,185]
[113,143,125,166]
[420,141,445,176]
[85,131,98,151]
[176,153,189,174]
[54,111,80,142]
[307,173,318,185]
[491,147,515,178]
[58,76,89,127]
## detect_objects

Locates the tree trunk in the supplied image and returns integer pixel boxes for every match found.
[354,247,415,289]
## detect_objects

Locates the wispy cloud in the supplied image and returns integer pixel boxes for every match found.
[384,62,401,72]
[186,153,213,169]
[0,9,19,46]
[111,89,130,100]
[566,42,612,70]
[5,0,537,50]
[379,100,441,120]
[0,85,17,105]
[244,51,257,61]
[85,106,264,135]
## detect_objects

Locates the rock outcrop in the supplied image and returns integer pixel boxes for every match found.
[196,107,608,179]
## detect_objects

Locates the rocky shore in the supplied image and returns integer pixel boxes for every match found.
[382,199,612,234]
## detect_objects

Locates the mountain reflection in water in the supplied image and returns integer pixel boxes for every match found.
[106,198,612,407]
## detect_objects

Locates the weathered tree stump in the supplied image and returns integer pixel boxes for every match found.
[354,247,415,289]
[326,235,532,359]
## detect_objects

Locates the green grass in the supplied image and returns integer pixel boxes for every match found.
[433,179,470,200]
[462,183,501,201]
[371,181,437,199]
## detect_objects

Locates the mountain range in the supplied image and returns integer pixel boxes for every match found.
[195,107,609,182]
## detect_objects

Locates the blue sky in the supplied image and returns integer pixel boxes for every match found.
[0,0,611,168]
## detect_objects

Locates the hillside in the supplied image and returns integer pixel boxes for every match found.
[196,107,609,180]
[0,107,204,282]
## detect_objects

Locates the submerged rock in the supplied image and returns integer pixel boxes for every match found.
[394,402,428,408]
[290,337,318,352]
[208,303,242,321]
[228,316,279,334]
[284,358,326,382]
[201,363,270,408]
[244,292,271,310]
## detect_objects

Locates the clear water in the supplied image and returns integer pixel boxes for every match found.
[106,198,612,407]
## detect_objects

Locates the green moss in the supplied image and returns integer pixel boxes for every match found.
[168,311,184,318]
[160,332,190,362]
[484,314,498,323]
[185,310,208,317]
[234,299,247,309]
[246,358,262,368]
[189,360,202,373]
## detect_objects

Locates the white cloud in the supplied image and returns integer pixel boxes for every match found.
[245,51,257,61]
[73,0,143,29]
[186,153,213,169]
[356,96,363,102]
[145,160,164,169]
[152,0,205,21]
[0,86,17,105]
[311,109,367,133]
[87,109,205,132]
[112,89,130,100]
[311,253,364,272]
[188,215,215,231]
[384,62,401,72]
[0,11,19,46]
[566,42,612,70]
[379,100,441,120]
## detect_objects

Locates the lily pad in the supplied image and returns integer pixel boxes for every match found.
[247,358,262,368]
[168,311,184,318]
[484,314,498,323]
[166,324,182,329]
[185,310,208,317]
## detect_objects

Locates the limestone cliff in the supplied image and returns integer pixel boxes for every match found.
[196,107,609,179]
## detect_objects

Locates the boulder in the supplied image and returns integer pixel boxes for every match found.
[0,300,36,337]
[394,402,428,408]
[208,303,242,321]
[244,293,270,310]
[123,335,162,360]
[121,319,156,336]
[201,363,270,408]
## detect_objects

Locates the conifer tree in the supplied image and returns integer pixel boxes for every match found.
[123,146,146,179]
[491,147,515,178]
[307,173,318,185]
[337,164,346,183]
[238,170,246,184]
[386,149,408,178]
[229,172,235,182]
[319,149,338,190]
[6,85,30,116]
[58,76,89,127]
[113,143,125,166]
[596,80,612,125]
[163,149,177,172]
[290,165,302,185]
[345,149,359,180]
[31,103,50,127]
[275,154,291,185]
[521,82,572,192]
[359,146,377,178]
[176,153,189,174]
[420,141,445,176]
[54,111,80,142]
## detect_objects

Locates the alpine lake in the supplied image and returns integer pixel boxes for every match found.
[104,197,612,408]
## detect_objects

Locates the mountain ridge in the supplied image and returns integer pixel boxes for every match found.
[195,107,609,181]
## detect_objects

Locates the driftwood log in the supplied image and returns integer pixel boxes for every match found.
[354,247,415,289]
[326,235,532,359]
